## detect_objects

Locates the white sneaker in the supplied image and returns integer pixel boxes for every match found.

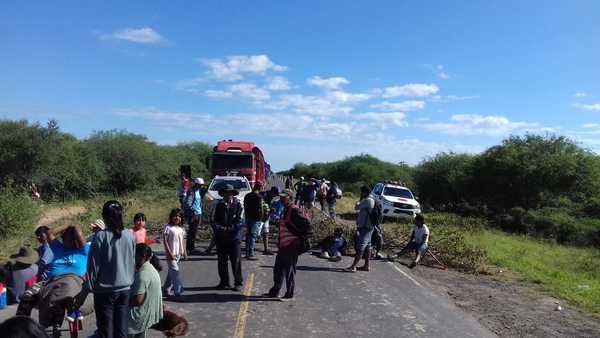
[320,251,330,259]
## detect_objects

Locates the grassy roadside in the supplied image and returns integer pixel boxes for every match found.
[0,189,179,262]
[466,230,600,314]
[336,196,600,314]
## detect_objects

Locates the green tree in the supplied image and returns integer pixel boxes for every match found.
[414,153,475,206]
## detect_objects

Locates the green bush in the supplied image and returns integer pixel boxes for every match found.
[0,119,212,199]
[0,183,40,239]
[286,154,414,194]
[583,197,600,218]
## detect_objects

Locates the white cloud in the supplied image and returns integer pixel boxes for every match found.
[574,92,588,98]
[574,103,600,111]
[370,100,425,112]
[102,27,165,44]
[382,83,439,98]
[202,55,287,82]
[265,94,353,116]
[420,114,539,136]
[266,76,291,91]
[112,107,488,170]
[583,123,600,128]
[436,65,450,79]
[264,90,373,117]
[326,91,371,104]
[228,83,271,101]
[306,76,350,90]
[113,107,211,127]
[204,90,233,99]
[354,112,408,128]
[430,95,479,102]
[175,77,205,93]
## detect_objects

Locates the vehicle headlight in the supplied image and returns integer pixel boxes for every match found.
[382,199,393,206]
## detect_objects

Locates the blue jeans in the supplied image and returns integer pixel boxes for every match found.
[163,256,183,296]
[355,228,374,256]
[94,290,129,338]
[245,220,263,257]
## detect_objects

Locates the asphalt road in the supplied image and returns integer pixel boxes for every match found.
[0,244,495,338]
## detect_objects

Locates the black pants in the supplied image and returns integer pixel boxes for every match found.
[216,238,243,286]
[269,249,298,297]
[94,291,129,338]
[371,224,383,252]
[186,214,200,251]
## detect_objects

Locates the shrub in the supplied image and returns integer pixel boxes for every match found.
[0,182,40,239]
[583,197,600,218]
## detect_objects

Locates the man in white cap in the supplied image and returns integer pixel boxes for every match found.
[184,177,205,253]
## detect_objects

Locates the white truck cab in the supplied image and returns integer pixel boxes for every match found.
[371,182,421,219]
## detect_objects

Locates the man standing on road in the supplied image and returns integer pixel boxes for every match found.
[293,177,305,205]
[263,189,311,301]
[184,178,204,253]
[396,214,429,268]
[212,184,244,291]
[244,183,264,260]
[326,181,339,219]
[345,186,375,272]
[318,179,329,210]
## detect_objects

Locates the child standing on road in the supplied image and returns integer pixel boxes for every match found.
[132,213,147,244]
[162,209,187,298]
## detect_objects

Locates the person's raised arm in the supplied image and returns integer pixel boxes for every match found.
[47,224,70,243]
[72,224,86,248]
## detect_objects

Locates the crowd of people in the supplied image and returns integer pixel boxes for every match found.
[0,175,431,337]
[0,201,176,338]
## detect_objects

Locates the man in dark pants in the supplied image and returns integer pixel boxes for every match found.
[212,184,244,292]
[244,182,264,260]
[184,178,204,253]
[263,189,311,301]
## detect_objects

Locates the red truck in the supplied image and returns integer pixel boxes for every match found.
[210,140,267,187]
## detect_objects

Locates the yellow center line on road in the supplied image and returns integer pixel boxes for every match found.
[233,272,255,338]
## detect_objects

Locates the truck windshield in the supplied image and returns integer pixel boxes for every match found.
[383,187,414,199]
[212,153,253,170]
[209,179,251,191]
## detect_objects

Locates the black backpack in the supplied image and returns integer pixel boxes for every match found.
[369,200,383,226]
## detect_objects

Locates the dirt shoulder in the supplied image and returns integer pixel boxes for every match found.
[407,264,600,338]
[36,205,87,228]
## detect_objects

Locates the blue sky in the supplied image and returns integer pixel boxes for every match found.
[1,1,600,171]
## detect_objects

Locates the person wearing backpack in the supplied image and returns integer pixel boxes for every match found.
[263,189,311,301]
[370,199,385,259]
[345,186,375,272]
[325,182,340,220]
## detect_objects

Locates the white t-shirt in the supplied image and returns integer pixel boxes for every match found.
[163,225,186,257]
[412,224,429,245]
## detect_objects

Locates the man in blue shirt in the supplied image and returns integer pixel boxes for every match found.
[17,224,91,327]
[34,226,54,281]
[185,178,204,253]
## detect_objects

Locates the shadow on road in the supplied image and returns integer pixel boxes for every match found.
[180,257,218,261]
[296,265,344,272]
[260,265,344,272]
[182,286,222,291]
[168,293,281,303]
